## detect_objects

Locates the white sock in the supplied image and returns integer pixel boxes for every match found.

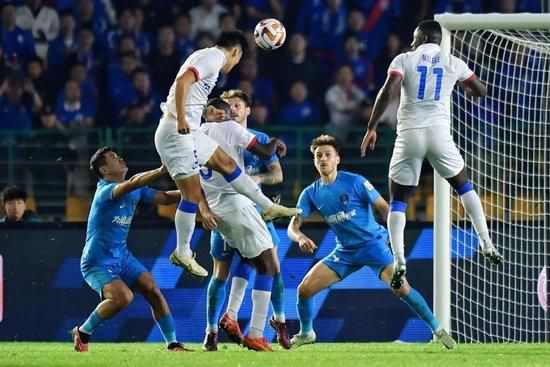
[226,170,273,209]
[388,211,406,263]
[274,314,285,323]
[205,324,218,333]
[174,208,195,258]
[249,289,271,339]
[460,190,491,246]
[226,277,248,320]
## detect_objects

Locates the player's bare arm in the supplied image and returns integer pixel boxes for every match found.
[248,137,286,160]
[360,73,402,156]
[253,161,283,185]
[112,165,168,199]
[288,214,317,254]
[151,190,181,205]
[458,75,487,97]
[372,196,390,225]
[175,69,198,135]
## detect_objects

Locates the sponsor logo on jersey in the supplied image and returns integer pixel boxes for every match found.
[340,194,349,206]
[112,216,133,225]
[364,180,374,191]
[325,209,357,224]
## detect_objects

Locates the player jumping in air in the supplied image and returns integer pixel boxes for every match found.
[154,29,299,278]
[360,20,503,289]
[196,98,291,351]
[203,90,290,352]
[288,135,455,349]
[72,148,188,352]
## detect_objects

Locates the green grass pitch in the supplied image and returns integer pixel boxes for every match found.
[0,342,548,367]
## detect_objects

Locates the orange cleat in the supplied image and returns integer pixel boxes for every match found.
[70,327,89,352]
[219,312,244,345]
[243,335,273,352]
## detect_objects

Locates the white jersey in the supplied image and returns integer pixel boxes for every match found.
[198,120,257,213]
[388,43,474,132]
[161,47,226,130]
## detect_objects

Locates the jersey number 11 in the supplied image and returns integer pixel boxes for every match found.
[417,66,443,101]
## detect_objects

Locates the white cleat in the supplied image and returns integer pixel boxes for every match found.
[169,251,208,277]
[261,204,302,221]
[290,331,316,348]
[479,240,504,265]
[435,329,457,350]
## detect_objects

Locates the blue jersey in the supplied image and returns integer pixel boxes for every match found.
[243,128,278,180]
[81,179,156,267]
[297,171,386,247]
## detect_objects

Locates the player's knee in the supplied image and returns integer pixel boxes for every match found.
[113,290,133,309]
[391,281,410,297]
[297,281,314,298]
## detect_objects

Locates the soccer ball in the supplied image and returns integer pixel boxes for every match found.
[254,18,286,50]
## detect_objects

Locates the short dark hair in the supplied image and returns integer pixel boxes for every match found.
[417,20,442,41]
[220,89,252,107]
[215,29,248,53]
[205,98,231,115]
[310,134,340,154]
[90,146,114,179]
[2,186,27,204]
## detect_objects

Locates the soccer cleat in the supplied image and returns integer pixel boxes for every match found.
[480,240,504,265]
[261,204,302,221]
[169,250,208,277]
[290,331,316,348]
[202,332,218,352]
[243,335,273,351]
[219,312,244,345]
[435,329,457,350]
[70,327,89,352]
[269,316,291,349]
[167,342,193,352]
[390,261,407,290]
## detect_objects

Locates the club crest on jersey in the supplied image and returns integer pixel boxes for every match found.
[340,194,349,206]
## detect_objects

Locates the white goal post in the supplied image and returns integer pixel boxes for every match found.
[434,13,550,342]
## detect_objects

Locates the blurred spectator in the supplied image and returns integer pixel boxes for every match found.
[189,0,228,38]
[278,81,319,125]
[244,0,285,28]
[219,11,237,31]
[0,43,8,83]
[75,0,108,41]
[69,61,98,112]
[26,56,52,107]
[107,8,150,58]
[345,10,368,54]
[296,0,347,57]
[0,76,42,131]
[337,35,373,91]
[16,0,60,59]
[237,79,255,100]
[47,10,77,74]
[124,101,148,127]
[1,3,36,69]
[249,101,269,126]
[39,105,66,132]
[235,57,274,109]
[324,65,365,139]
[434,0,483,13]
[195,31,216,49]
[55,80,94,127]
[374,33,402,88]
[1,185,39,222]
[131,67,161,123]
[360,99,373,126]
[66,27,97,72]
[174,14,195,60]
[147,26,181,96]
[107,52,138,125]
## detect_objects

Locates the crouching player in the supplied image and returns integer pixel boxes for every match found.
[287,135,456,349]
[71,147,188,352]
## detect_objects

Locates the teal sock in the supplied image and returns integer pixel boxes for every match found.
[206,276,227,332]
[401,288,440,332]
[80,309,106,335]
[271,272,285,322]
[155,313,177,344]
[297,295,314,334]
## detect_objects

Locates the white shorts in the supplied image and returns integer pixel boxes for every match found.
[154,114,219,180]
[214,197,273,259]
[389,125,465,186]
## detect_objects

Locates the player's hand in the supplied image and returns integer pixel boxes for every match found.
[203,105,226,122]
[177,116,191,134]
[275,139,287,157]
[360,130,377,157]
[200,209,219,230]
[298,235,317,254]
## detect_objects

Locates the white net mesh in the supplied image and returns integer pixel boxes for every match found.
[449,28,549,342]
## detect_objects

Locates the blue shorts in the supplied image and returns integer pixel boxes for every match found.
[210,221,280,261]
[321,237,393,280]
[81,251,147,298]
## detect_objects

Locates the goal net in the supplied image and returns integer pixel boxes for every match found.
[435,13,549,343]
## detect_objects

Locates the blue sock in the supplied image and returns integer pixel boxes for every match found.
[271,272,285,321]
[155,313,177,344]
[234,259,253,281]
[80,309,106,335]
[223,166,242,183]
[206,276,227,332]
[401,288,440,332]
[297,295,314,334]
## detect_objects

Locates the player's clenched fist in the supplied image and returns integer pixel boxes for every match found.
[177,116,191,134]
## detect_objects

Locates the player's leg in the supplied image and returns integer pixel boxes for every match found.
[427,126,503,264]
[203,145,300,221]
[380,266,456,349]
[266,222,285,324]
[387,129,426,288]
